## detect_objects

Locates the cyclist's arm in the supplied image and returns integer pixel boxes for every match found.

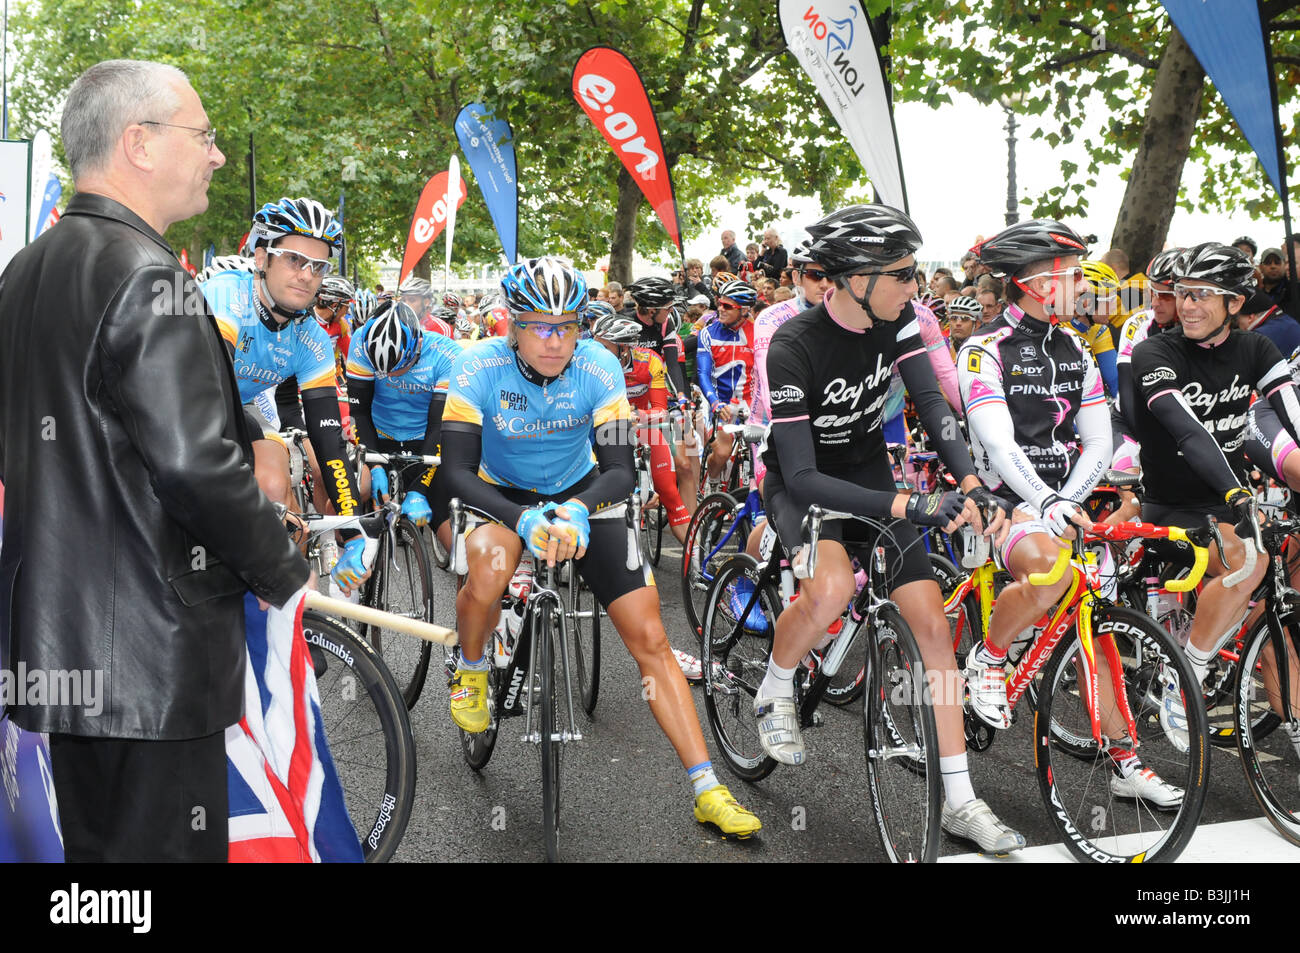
[912,299,962,410]
[768,418,901,519]
[958,343,1058,511]
[1132,347,1241,497]
[572,420,636,513]
[661,333,688,396]
[898,333,974,483]
[302,385,363,518]
[1095,348,1118,397]
[1055,360,1111,503]
[695,330,721,410]
[1253,337,1300,446]
[346,376,382,450]
[440,422,529,527]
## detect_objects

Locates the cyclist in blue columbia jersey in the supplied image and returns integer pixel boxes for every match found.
[347,299,463,541]
[440,255,761,839]
[201,196,369,594]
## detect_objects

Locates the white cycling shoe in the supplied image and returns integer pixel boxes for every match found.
[941,798,1026,854]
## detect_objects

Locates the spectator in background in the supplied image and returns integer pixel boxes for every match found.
[1260,247,1289,307]
[608,281,634,317]
[772,286,794,302]
[1237,288,1300,356]
[1233,235,1258,263]
[1099,247,1148,340]
[596,286,610,303]
[976,274,1004,300]
[757,227,787,280]
[976,287,1001,324]
[684,258,715,304]
[930,274,959,299]
[720,229,745,273]
[779,266,796,289]
[739,242,760,282]
[960,250,988,286]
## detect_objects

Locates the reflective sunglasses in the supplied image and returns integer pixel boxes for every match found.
[514,318,583,340]
[800,268,831,282]
[1020,267,1085,285]
[854,263,919,283]
[717,300,751,315]
[267,247,334,276]
[1173,283,1239,303]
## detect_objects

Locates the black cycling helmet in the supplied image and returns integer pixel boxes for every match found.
[971,219,1089,278]
[1146,248,1182,285]
[803,204,923,278]
[1174,242,1256,294]
[625,276,676,310]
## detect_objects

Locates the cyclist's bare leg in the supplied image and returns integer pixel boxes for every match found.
[455,524,520,662]
[253,438,292,508]
[1102,489,1141,527]
[605,587,709,767]
[1184,521,1266,655]
[893,579,965,758]
[770,540,856,670]
[744,520,765,559]
[985,534,1074,652]
[706,428,734,482]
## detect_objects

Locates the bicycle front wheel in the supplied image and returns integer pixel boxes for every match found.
[863,605,941,862]
[701,555,782,782]
[363,516,434,709]
[537,598,563,862]
[303,611,416,862]
[682,492,744,642]
[1234,613,1300,846]
[568,570,601,715]
[1034,605,1209,863]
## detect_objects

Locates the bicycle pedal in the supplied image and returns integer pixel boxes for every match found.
[807,709,826,729]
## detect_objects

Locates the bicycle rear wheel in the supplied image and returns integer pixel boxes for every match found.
[863,605,941,863]
[701,555,782,782]
[363,516,434,709]
[1034,605,1209,862]
[537,599,563,862]
[303,611,416,862]
[1234,614,1300,846]
[568,570,601,715]
[682,492,744,642]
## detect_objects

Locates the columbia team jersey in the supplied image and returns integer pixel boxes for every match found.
[441,337,632,494]
[202,270,336,403]
[345,328,463,441]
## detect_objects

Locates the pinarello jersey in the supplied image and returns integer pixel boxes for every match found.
[442,337,631,494]
[1132,327,1291,507]
[202,270,336,403]
[345,328,463,441]
[698,316,757,408]
[957,306,1107,502]
[752,297,805,427]
[623,346,668,414]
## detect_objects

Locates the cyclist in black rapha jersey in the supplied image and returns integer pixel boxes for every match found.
[1132,243,1300,730]
[763,204,1018,853]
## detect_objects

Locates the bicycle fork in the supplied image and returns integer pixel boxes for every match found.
[522,592,583,746]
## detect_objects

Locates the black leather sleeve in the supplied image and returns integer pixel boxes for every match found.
[98,264,309,607]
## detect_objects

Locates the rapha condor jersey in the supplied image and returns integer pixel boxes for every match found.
[441,337,631,494]
[762,301,922,475]
[1132,327,1292,506]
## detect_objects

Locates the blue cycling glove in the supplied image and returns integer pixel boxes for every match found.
[547,499,591,550]
[401,490,432,527]
[370,465,389,502]
[332,535,375,590]
[516,507,553,560]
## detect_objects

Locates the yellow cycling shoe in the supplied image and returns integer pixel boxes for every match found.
[694,784,762,839]
[449,668,490,733]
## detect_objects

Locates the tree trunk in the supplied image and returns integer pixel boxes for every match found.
[1110,27,1205,271]
[607,166,641,285]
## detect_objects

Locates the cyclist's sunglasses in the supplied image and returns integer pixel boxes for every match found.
[853,263,918,283]
[514,317,583,340]
[1173,283,1239,303]
[800,267,831,282]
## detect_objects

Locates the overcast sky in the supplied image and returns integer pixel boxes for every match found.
[673,92,1293,272]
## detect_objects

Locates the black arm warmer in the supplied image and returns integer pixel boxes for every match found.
[303,387,361,518]
[572,420,636,513]
[898,347,976,484]
[1145,392,1241,498]
[662,339,687,396]
[348,377,381,451]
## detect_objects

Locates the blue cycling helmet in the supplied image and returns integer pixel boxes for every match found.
[501,256,588,315]
[715,279,758,308]
[365,300,422,375]
[247,196,344,254]
[583,299,618,324]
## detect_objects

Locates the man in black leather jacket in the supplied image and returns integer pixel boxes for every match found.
[0,60,310,861]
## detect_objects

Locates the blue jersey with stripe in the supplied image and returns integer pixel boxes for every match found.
[201,270,336,403]
[442,337,632,494]
[345,329,462,441]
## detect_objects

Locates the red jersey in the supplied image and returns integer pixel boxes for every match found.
[623,346,668,414]
[422,313,453,337]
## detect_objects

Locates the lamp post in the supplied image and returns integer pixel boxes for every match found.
[999,94,1025,226]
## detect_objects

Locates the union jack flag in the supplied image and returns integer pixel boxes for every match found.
[226,591,362,862]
